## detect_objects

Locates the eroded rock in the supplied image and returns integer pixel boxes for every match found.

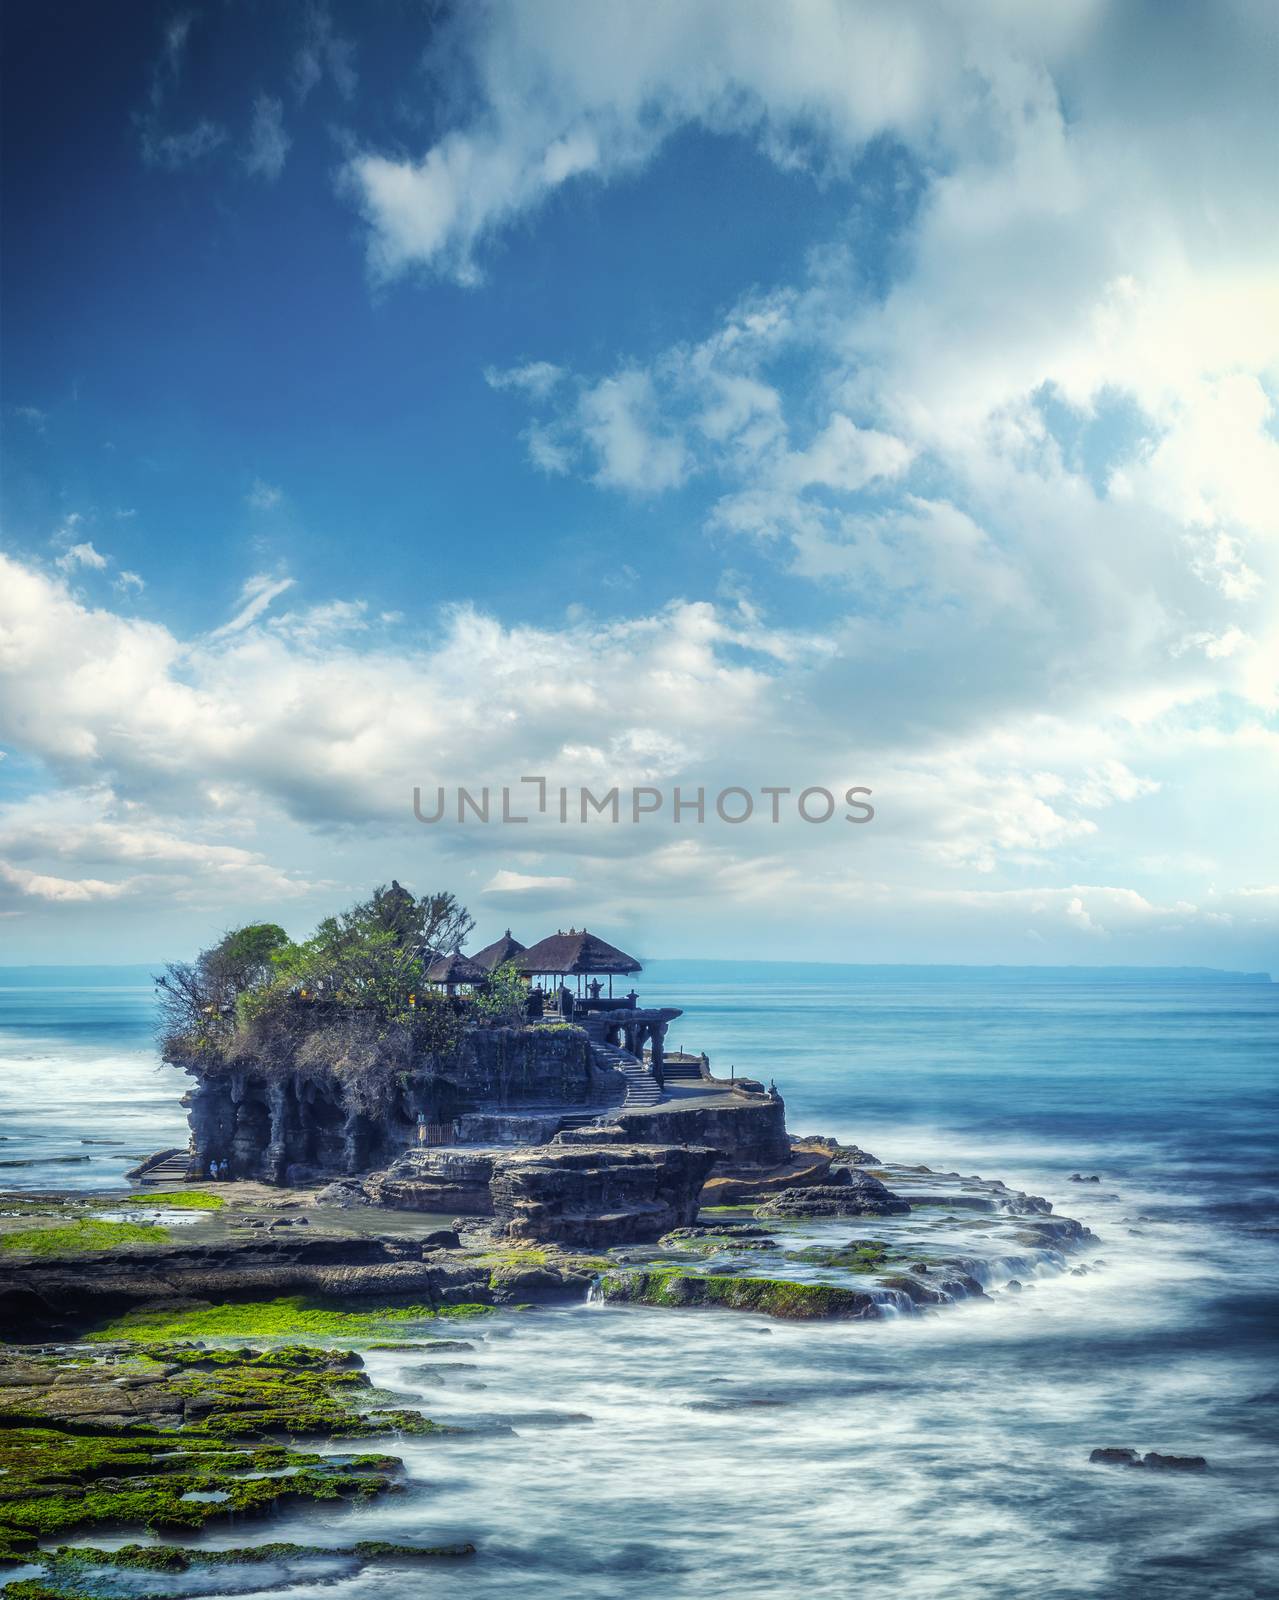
[756,1171,910,1219]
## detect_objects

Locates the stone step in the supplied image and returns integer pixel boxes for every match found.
[139,1156,194,1183]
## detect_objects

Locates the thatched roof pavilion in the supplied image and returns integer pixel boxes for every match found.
[515,928,642,984]
[471,929,527,971]
[423,950,488,990]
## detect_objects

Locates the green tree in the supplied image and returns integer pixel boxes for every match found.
[472,961,529,1027]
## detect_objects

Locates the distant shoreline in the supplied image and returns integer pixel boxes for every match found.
[0,960,1270,986]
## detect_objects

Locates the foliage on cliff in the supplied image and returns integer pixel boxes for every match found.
[155,883,510,1104]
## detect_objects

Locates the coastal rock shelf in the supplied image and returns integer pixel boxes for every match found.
[756,1169,912,1218]
[0,1160,1101,1593]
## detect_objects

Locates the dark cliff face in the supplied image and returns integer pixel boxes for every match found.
[182,1026,598,1185]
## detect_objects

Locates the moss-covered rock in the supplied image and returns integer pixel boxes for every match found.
[0,1220,170,1258]
[784,1238,895,1271]
[111,1190,225,1212]
[0,1422,399,1555]
[82,1294,489,1345]
[597,1269,878,1320]
[0,1326,475,1566]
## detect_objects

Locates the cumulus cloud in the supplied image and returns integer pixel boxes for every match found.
[577,371,692,492]
[0,549,1273,960]
[339,0,1009,283]
[9,3,1278,961]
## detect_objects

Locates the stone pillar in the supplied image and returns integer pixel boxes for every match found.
[650,1020,666,1085]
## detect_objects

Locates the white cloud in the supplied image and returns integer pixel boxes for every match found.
[244,95,291,182]
[55,542,108,574]
[8,3,1279,962]
[0,549,1274,962]
[338,0,1009,284]
[577,370,691,492]
[484,870,576,893]
[209,572,296,638]
[780,415,914,493]
[0,861,130,905]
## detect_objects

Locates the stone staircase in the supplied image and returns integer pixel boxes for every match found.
[659,1056,705,1083]
[137,1151,194,1184]
[591,1040,662,1107]
[580,1017,662,1109]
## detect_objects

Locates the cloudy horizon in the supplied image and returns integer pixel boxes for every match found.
[1,1,1276,969]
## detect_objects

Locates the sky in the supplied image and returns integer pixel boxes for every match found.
[0,0,1276,969]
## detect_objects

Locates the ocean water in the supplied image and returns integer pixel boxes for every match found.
[1,964,1276,1598]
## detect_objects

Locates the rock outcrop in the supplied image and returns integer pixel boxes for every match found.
[363,1140,718,1248]
[605,1096,791,1167]
[1089,1448,1208,1471]
[0,1232,492,1336]
[492,1143,718,1247]
[756,1169,911,1218]
[597,1269,880,1320]
[366,1150,497,1215]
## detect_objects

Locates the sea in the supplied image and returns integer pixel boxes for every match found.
[0,962,1276,1599]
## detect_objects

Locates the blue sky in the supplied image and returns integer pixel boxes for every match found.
[1,1,1276,968]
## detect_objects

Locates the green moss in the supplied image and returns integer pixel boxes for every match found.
[659,1231,775,1257]
[83,1295,470,1343]
[785,1238,894,1272]
[0,1524,38,1564]
[111,1190,225,1211]
[49,1538,475,1570]
[0,1220,169,1258]
[598,1269,876,1320]
[3,1582,97,1599]
[0,1423,398,1557]
[477,1248,549,1269]
[4,1538,476,1596]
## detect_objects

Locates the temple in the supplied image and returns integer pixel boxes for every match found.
[162,921,796,1245]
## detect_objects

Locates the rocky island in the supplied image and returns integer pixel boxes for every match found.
[0,884,1100,1594]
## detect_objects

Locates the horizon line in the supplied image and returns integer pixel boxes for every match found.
[0,959,1270,983]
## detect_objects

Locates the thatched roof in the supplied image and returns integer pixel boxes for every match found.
[471,929,527,971]
[424,950,488,987]
[514,928,642,977]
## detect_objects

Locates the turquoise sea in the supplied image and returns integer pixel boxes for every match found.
[0,963,1276,1598]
